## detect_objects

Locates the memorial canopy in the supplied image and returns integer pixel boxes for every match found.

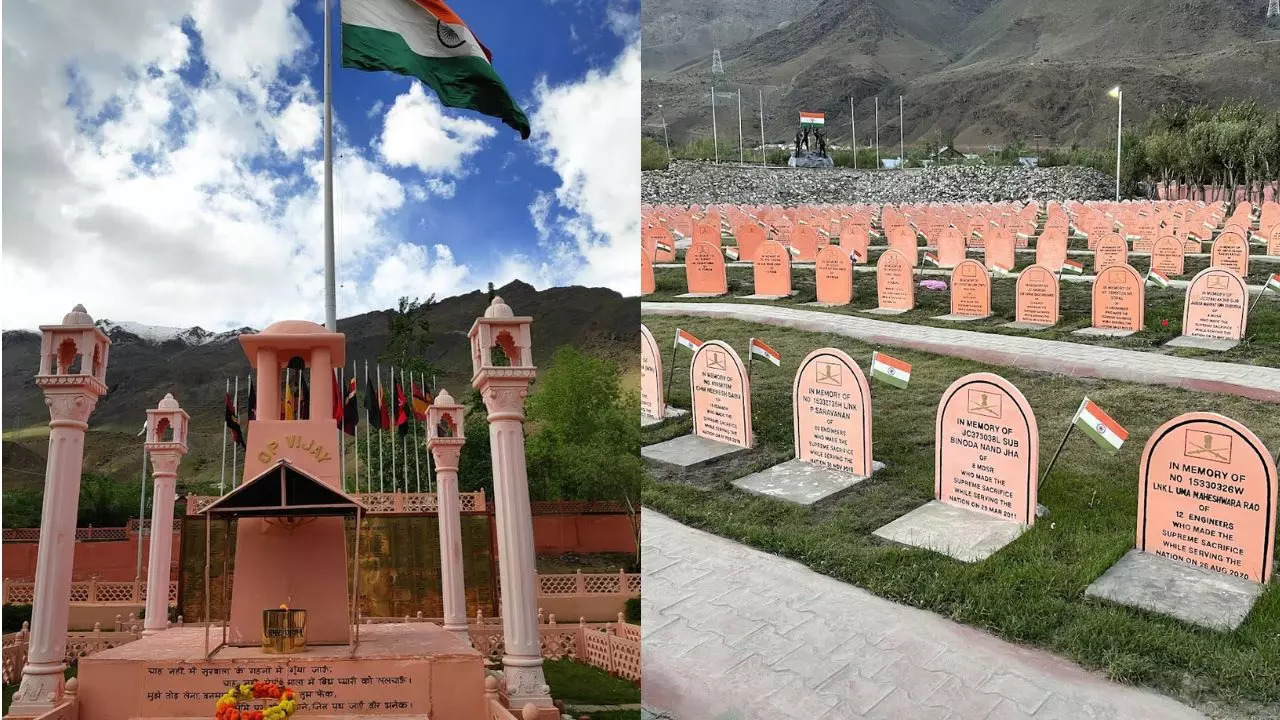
[202,460,367,518]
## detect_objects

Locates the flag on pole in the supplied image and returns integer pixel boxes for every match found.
[246,379,257,421]
[1145,269,1170,288]
[1073,398,1128,454]
[748,338,780,367]
[725,247,740,261]
[225,393,245,448]
[395,381,410,436]
[991,264,1015,278]
[849,247,864,261]
[786,244,801,258]
[923,251,940,267]
[411,382,433,421]
[283,381,297,421]
[674,328,702,352]
[1267,273,1280,294]
[1061,259,1084,275]
[870,351,911,389]
[340,0,531,139]
[656,240,673,255]
[365,375,386,430]
[799,111,825,126]
[343,378,360,436]
[332,371,345,427]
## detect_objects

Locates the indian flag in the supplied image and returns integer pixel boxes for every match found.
[787,245,801,258]
[341,0,530,139]
[1061,259,1084,275]
[656,239,673,255]
[725,247,740,261]
[1074,397,1128,454]
[674,328,702,352]
[800,111,825,126]
[923,251,940,267]
[1146,269,1170,288]
[749,338,781,366]
[849,247,864,261]
[870,351,910,389]
[1267,273,1280,294]
[991,264,1015,278]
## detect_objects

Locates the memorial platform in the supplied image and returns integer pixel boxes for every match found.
[75,623,486,720]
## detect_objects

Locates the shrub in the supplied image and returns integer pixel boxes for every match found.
[624,596,640,624]
[3,604,33,633]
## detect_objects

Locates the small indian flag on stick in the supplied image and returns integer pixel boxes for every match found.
[870,351,911,389]
[656,240,673,255]
[849,247,864,261]
[749,338,781,367]
[787,245,801,258]
[674,328,702,352]
[800,111,825,126]
[1061,259,1084,275]
[991,264,1015,278]
[1073,397,1128,454]
[1145,269,1170,288]
[923,251,941,267]
[725,247,740,261]
[1267,273,1280,293]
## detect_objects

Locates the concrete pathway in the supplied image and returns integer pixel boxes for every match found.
[641,302,1280,402]
[642,511,1206,720]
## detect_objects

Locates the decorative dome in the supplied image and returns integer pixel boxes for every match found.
[261,319,327,335]
[484,296,514,319]
[63,304,94,326]
[435,389,455,405]
[157,393,180,410]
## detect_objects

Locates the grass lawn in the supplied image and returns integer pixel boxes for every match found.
[641,314,1280,713]
[651,238,1280,368]
[543,658,641,706]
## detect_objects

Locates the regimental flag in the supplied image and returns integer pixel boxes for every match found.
[1073,397,1128,454]
[991,264,1015,278]
[246,379,257,421]
[1267,273,1280,294]
[1061,259,1084,275]
[283,382,297,421]
[225,393,245,449]
[332,372,345,428]
[365,375,386,430]
[394,381,410,436]
[748,337,781,367]
[725,247,740,261]
[1145,269,1170,288]
[923,251,940,267]
[343,378,359,436]
[412,383,433,421]
[340,0,531,139]
[870,351,911,389]
[674,328,702,352]
[799,111,825,126]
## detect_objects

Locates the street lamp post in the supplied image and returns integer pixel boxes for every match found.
[1109,86,1122,201]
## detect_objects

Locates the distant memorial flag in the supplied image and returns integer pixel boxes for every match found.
[724,247,740,261]
[923,251,940,267]
[991,263,1015,278]
[674,328,702,352]
[1145,269,1171,288]
[1061,259,1084,275]
[1268,273,1280,294]
[749,337,781,367]
[1073,397,1128,454]
[799,111,825,127]
[870,351,911,389]
[341,0,531,139]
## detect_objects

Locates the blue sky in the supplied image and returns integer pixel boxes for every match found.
[1,0,640,331]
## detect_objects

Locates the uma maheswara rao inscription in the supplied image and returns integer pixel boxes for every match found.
[691,341,752,449]
[1139,414,1277,583]
[142,661,423,716]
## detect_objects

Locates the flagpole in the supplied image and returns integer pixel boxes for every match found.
[1248,283,1270,315]
[423,373,433,494]
[758,89,766,166]
[412,370,422,494]
[390,366,398,492]
[231,375,240,487]
[364,360,372,496]
[746,338,756,387]
[850,96,857,170]
[1039,410,1079,491]
[134,423,148,584]
[665,331,680,404]
[352,362,360,494]
[219,378,229,496]
[737,89,744,165]
[322,0,336,332]
[377,364,384,493]
[337,367,346,493]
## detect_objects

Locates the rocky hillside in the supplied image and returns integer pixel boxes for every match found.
[1,281,637,490]
[644,0,1280,147]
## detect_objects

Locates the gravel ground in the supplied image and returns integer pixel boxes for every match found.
[642,160,1116,206]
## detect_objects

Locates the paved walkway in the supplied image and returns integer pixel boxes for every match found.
[642,302,1280,402]
[642,511,1206,720]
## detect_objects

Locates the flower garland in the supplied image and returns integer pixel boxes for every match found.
[214,680,298,720]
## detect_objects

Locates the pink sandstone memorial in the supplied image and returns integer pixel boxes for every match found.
[746,240,793,299]
[693,219,721,249]
[937,260,991,322]
[1167,268,1249,351]
[1210,231,1250,277]
[639,323,684,427]
[1151,236,1186,277]
[1007,264,1060,330]
[641,250,654,295]
[791,224,819,262]
[840,226,869,264]
[1094,233,1128,273]
[871,249,915,315]
[1034,229,1068,270]
[982,229,1015,272]
[813,245,853,305]
[1078,264,1145,337]
[887,226,919,266]
[683,242,727,297]
[15,299,562,720]
[875,372,1039,563]
[936,227,966,267]
[1087,412,1276,631]
[736,222,766,262]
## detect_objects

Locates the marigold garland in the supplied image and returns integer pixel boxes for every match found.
[214,680,298,720]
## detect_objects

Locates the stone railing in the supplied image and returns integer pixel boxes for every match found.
[2,519,183,543]
[536,570,640,597]
[2,579,177,606]
[186,490,488,515]
[3,623,143,685]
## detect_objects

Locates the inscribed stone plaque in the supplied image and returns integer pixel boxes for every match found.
[983,229,1015,271]
[815,245,853,305]
[672,215,693,241]
[841,226,870,264]
[1094,233,1129,273]
[887,225,919,266]
[1014,264,1059,327]
[753,240,793,296]
[693,220,721,249]
[1035,229,1068,270]
[876,248,915,311]
[1137,412,1276,583]
[1211,232,1249,277]
[1182,268,1248,341]
[685,242,727,295]
[791,225,819,262]
[950,260,991,318]
[1268,225,1280,256]
[937,227,966,267]
[642,226,659,260]
[641,250,654,295]
[935,373,1039,525]
[1151,236,1185,277]
[1091,264,1145,332]
[640,324,663,419]
[792,348,873,477]
[690,340,753,449]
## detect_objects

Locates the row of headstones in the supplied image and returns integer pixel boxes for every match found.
[639,325,1277,591]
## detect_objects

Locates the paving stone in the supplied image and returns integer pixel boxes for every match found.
[924,648,998,689]
[873,656,954,702]
[873,500,1028,562]
[922,676,1004,718]
[1084,550,1263,631]
[651,558,714,589]
[865,688,953,720]
[676,635,754,674]
[815,666,897,715]
[760,677,842,719]
[773,642,852,689]
[982,698,1037,720]
[733,624,805,666]
[641,433,746,471]
[979,672,1052,714]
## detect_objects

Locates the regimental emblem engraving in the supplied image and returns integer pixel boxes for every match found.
[815,361,841,386]
[1184,430,1232,464]
[966,389,1002,419]
[708,351,727,371]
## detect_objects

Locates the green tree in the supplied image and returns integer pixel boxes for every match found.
[381,296,438,377]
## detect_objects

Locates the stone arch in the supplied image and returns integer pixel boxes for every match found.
[57,338,80,375]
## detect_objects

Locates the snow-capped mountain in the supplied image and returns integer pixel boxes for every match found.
[94,320,256,346]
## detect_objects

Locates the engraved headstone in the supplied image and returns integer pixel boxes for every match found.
[875,248,915,312]
[684,242,727,296]
[690,340,753,449]
[752,240,793,297]
[640,324,663,420]
[792,348,873,476]
[1013,264,1060,328]
[1090,265,1145,333]
[815,245,853,305]
[1151,236,1185,277]
[1094,233,1129,273]
[949,260,992,318]
[1211,232,1250,277]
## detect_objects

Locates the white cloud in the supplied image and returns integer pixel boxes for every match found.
[274,96,322,157]
[377,83,497,176]
[528,39,640,294]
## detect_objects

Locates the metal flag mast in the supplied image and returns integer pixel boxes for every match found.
[352,361,360,494]
[322,0,337,331]
[219,378,229,495]
[231,375,240,485]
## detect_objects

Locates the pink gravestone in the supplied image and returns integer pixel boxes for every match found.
[887,225,919,266]
[468,298,554,711]
[876,248,915,312]
[1211,232,1250,277]
[1089,265,1145,333]
[1179,268,1248,342]
[983,229,1015,271]
[1137,413,1276,583]
[752,240,793,297]
[936,227,966,267]
[737,222,766,262]
[1035,229,1068,270]
[793,348,873,476]
[10,306,110,715]
[1094,233,1128,273]
[1013,264,1060,328]
[1269,225,1280,256]
[935,373,1039,525]
[948,260,992,318]
[641,250,654,295]
[426,390,469,644]
[1151,236,1185,277]
[142,395,189,636]
[791,224,819,262]
[814,245,853,305]
[690,340,753,449]
[840,225,870,264]
[640,324,664,420]
[693,220,721,249]
[684,242,727,295]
